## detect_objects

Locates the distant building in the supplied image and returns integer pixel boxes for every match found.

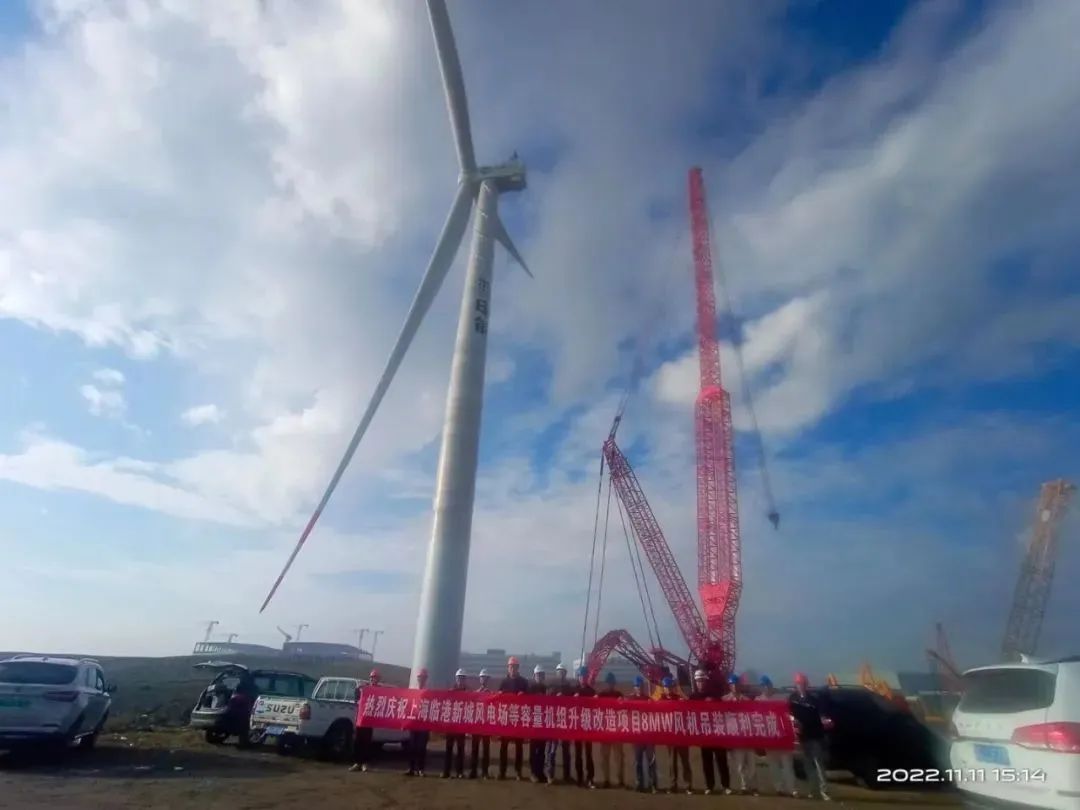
[192,641,282,657]
[459,648,563,678]
[283,641,370,661]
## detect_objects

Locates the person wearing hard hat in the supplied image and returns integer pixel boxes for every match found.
[497,656,529,780]
[722,673,756,795]
[528,664,548,783]
[689,668,729,795]
[758,675,796,797]
[441,669,469,779]
[573,665,597,789]
[349,669,382,773]
[659,676,694,794]
[469,668,493,779]
[790,672,831,801]
[545,663,574,784]
[405,668,430,777]
[597,672,626,790]
[628,675,657,793]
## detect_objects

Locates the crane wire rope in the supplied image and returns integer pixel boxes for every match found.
[615,492,657,652]
[591,474,614,650]
[579,449,607,668]
[706,214,780,528]
[628,500,665,655]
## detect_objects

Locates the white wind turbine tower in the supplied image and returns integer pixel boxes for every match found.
[260,0,529,688]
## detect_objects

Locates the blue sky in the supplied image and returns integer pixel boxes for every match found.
[1,0,1079,682]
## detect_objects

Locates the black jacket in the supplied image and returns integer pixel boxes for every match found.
[789,691,827,740]
[529,681,548,696]
[499,675,529,694]
[552,682,577,697]
[576,684,596,698]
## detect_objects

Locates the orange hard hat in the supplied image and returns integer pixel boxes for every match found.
[794,672,809,685]
[508,656,519,666]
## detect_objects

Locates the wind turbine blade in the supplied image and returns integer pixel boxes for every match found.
[260,182,475,613]
[427,0,476,175]
[491,213,533,278]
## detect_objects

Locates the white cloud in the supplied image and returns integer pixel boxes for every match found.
[79,383,125,419]
[181,403,224,426]
[91,367,125,385]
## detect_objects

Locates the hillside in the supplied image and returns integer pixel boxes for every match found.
[1,652,409,729]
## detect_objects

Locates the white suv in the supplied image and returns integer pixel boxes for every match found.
[0,655,113,751]
[950,656,1080,809]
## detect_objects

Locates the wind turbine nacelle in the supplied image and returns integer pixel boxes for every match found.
[474,158,526,192]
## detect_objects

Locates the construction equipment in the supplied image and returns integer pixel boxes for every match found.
[926,621,964,694]
[225,633,238,644]
[582,168,777,686]
[276,626,293,644]
[202,620,219,643]
[1002,479,1076,661]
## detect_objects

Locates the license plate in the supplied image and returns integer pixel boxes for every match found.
[0,698,30,708]
[264,725,286,736]
[974,743,1011,766]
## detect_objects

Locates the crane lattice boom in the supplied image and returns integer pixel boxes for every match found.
[602,435,709,662]
[689,167,741,673]
[1002,479,1075,661]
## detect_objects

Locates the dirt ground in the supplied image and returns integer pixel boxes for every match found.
[0,729,963,810]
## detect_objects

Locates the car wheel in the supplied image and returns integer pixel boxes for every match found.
[320,721,353,762]
[204,729,228,745]
[856,754,885,790]
[78,713,107,751]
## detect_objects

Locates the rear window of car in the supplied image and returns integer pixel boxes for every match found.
[0,661,79,685]
[960,668,1056,714]
[252,673,313,698]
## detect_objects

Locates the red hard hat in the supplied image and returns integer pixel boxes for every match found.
[370,669,381,680]
[794,672,809,685]
[508,656,519,666]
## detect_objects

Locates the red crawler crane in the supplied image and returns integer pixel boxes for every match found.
[583,168,775,685]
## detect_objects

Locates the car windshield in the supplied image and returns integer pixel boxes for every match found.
[0,661,79,685]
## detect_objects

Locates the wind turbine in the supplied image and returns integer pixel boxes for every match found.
[355,627,369,655]
[259,0,529,689]
[371,630,385,663]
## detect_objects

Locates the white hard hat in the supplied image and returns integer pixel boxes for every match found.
[479,668,490,678]
[455,668,467,678]
[555,663,567,672]
[534,664,545,675]
[694,669,708,680]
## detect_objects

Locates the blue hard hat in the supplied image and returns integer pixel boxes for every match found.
[759,675,773,687]
[662,676,675,688]
[633,675,646,687]
[604,672,616,684]
[576,665,588,678]
[728,673,740,684]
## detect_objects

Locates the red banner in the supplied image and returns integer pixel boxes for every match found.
[357,688,795,750]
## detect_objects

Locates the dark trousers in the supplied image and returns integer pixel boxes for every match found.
[529,739,546,779]
[499,737,523,778]
[546,739,572,781]
[443,734,466,777]
[574,740,595,785]
[668,746,693,790]
[352,726,373,766]
[700,747,730,790]
[407,730,428,773]
[470,735,490,777]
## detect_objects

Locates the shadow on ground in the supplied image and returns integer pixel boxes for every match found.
[0,740,299,780]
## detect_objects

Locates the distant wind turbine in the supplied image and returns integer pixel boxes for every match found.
[260,1,529,688]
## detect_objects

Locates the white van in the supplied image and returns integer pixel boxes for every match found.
[950,656,1080,809]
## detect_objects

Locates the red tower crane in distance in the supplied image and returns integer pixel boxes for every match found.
[583,168,776,685]
[1001,479,1076,662]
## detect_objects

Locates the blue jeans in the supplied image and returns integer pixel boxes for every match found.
[633,745,657,790]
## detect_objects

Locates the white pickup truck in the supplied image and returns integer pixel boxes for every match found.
[249,676,409,760]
